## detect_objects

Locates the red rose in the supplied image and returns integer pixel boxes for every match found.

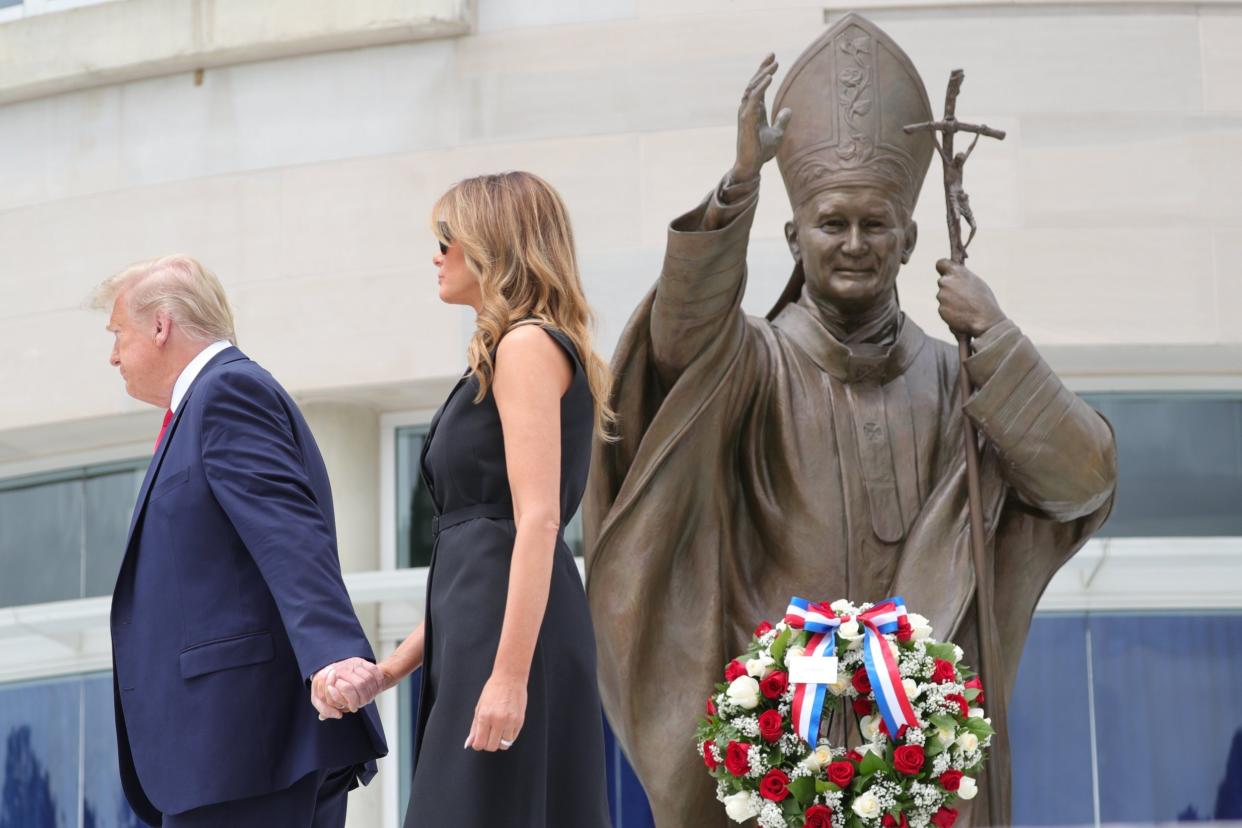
[706,696,717,717]
[703,740,719,771]
[754,620,774,637]
[893,744,925,776]
[852,697,873,716]
[946,693,969,718]
[965,676,986,704]
[896,615,914,642]
[805,804,833,828]
[932,806,959,828]
[724,740,750,776]
[939,769,964,791]
[932,658,956,684]
[883,814,910,828]
[826,760,855,787]
[758,710,783,743]
[759,768,790,801]
[760,670,788,699]
[724,659,747,682]
[851,668,872,694]
[846,750,863,763]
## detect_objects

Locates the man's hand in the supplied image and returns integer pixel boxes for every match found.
[731,54,792,183]
[935,259,1006,338]
[464,672,527,752]
[311,657,384,721]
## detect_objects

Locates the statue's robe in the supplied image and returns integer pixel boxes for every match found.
[583,183,1117,827]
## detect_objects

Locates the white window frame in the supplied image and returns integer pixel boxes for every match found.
[376,408,436,828]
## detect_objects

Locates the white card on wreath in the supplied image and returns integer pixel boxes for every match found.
[787,655,838,685]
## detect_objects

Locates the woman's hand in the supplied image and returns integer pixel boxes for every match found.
[465,672,527,752]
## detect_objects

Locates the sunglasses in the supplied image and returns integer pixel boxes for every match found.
[437,222,452,255]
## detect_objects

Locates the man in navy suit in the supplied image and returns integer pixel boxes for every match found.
[96,255,388,827]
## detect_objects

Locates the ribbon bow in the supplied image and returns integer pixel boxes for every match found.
[783,596,918,746]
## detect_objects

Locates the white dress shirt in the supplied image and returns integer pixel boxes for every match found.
[171,340,233,412]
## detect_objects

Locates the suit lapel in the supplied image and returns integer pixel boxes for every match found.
[124,347,249,551]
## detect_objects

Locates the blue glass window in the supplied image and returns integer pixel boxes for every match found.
[1083,394,1242,537]
[0,673,142,828]
[0,461,145,608]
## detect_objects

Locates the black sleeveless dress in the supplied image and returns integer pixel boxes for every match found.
[405,326,612,827]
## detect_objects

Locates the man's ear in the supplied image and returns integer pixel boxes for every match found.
[153,309,173,348]
[785,221,801,263]
[901,220,918,264]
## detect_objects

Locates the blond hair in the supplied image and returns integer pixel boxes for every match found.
[433,172,616,440]
[93,255,236,345]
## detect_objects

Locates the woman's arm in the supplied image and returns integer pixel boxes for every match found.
[464,325,572,752]
[378,622,425,690]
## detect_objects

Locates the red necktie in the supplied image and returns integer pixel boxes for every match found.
[154,409,173,451]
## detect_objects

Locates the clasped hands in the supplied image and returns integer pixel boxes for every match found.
[310,657,387,720]
[310,658,526,754]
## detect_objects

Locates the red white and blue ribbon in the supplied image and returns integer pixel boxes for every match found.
[784,598,840,745]
[782,596,918,745]
[858,598,919,739]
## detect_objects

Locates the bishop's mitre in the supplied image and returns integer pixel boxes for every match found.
[766,12,937,318]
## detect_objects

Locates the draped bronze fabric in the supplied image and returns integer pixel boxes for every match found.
[583,192,1116,827]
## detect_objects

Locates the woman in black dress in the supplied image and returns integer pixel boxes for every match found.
[319,171,615,826]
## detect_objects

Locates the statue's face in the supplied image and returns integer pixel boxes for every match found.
[785,186,917,315]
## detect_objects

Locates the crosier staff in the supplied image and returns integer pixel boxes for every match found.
[904,69,1011,822]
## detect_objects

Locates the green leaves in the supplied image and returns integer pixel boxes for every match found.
[770,626,795,665]
[924,642,957,662]
[964,716,994,739]
[859,750,886,776]
[788,774,816,806]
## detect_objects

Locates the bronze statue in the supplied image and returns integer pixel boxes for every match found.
[583,13,1117,827]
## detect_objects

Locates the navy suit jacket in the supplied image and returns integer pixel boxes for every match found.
[111,347,387,824]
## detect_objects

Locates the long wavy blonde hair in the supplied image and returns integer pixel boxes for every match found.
[432,171,616,440]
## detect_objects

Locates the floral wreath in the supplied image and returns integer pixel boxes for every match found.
[696,596,992,828]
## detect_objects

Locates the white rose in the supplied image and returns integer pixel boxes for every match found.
[852,790,882,820]
[827,672,851,696]
[837,619,864,649]
[957,776,978,800]
[952,645,964,663]
[956,731,979,752]
[786,644,806,661]
[801,744,833,773]
[830,599,857,615]
[723,791,760,822]
[726,675,761,709]
[968,707,985,719]
[860,714,882,740]
[746,653,775,678]
[902,678,919,699]
[937,723,956,744]
[908,612,933,641]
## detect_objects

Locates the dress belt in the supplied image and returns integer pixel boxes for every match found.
[432,503,515,536]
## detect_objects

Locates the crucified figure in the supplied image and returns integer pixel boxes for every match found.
[934,130,982,251]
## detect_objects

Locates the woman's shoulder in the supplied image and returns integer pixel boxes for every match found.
[495,322,578,378]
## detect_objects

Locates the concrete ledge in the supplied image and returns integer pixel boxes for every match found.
[0,0,471,106]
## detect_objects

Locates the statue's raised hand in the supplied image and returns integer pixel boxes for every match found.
[731,54,792,183]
